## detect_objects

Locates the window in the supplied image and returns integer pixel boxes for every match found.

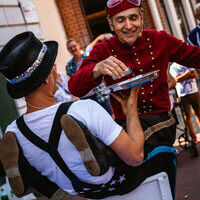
[79,0,112,39]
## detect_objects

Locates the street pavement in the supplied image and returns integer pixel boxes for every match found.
[175,140,200,200]
[174,104,200,199]
[37,140,200,200]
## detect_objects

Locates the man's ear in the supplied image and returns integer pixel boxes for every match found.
[107,17,115,32]
[44,80,48,84]
[43,76,50,85]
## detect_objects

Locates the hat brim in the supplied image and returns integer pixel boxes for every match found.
[6,41,58,99]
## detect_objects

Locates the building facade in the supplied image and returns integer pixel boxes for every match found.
[0,0,70,128]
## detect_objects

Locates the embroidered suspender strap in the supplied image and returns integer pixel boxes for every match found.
[16,104,103,193]
[143,112,176,140]
[48,102,73,148]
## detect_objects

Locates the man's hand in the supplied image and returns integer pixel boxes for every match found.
[109,85,144,166]
[92,56,129,80]
[112,86,141,116]
[175,69,198,83]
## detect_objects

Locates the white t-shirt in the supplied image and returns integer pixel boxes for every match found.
[170,63,198,97]
[54,73,74,103]
[6,100,122,194]
[168,89,176,110]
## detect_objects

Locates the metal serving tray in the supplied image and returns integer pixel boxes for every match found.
[97,70,160,96]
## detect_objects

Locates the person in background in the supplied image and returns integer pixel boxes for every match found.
[66,34,114,115]
[167,68,177,110]
[187,2,200,47]
[53,64,76,103]
[187,2,200,86]
[170,63,200,144]
[85,33,113,53]
[66,39,87,78]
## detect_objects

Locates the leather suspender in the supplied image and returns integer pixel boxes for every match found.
[48,103,72,148]
[16,102,104,194]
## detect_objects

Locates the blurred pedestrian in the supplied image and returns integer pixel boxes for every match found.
[167,68,177,110]
[66,39,88,77]
[170,63,200,143]
[66,34,113,115]
[53,64,76,103]
[187,2,200,47]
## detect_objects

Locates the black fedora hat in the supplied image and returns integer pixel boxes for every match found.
[0,31,58,99]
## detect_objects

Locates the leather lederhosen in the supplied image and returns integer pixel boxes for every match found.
[115,112,176,157]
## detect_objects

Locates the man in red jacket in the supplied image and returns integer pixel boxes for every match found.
[68,0,200,153]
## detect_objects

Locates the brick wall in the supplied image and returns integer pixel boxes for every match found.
[56,0,90,48]
[142,1,156,30]
[56,0,156,48]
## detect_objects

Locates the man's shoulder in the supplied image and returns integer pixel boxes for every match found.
[143,29,165,34]
[143,29,169,39]
[189,24,200,34]
[87,38,114,56]
[5,119,18,134]
[187,25,200,45]
[188,25,200,39]
[66,57,74,65]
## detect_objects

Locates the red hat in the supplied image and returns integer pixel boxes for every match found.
[106,0,140,17]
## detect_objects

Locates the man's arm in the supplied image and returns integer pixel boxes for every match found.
[109,87,144,166]
[68,44,105,97]
[86,34,106,52]
[167,67,176,89]
[187,28,200,46]
[68,44,129,97]
[174,69,197,83]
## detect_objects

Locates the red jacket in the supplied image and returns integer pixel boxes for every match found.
[69,30,200,120]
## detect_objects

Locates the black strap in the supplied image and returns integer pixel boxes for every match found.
[16,103,101,192]
[48,102,73,147]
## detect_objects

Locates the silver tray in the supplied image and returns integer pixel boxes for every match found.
[97,70,160,96]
